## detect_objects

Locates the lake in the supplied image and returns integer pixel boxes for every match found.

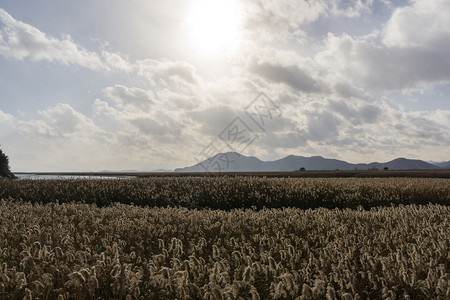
[14,173,135,180]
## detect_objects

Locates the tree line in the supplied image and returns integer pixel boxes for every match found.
[0,147,16,179]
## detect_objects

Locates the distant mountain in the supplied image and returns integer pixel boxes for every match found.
[100,169,173,172]
[150,169,174,172]
[175,152,267,172]
[429,161,450,169]
[175,152,441,172]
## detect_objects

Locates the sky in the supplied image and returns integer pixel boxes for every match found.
[0,0,449,171]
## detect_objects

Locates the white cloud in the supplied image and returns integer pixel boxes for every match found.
[317,32,450,90]
[243,0,375,41]
[18,119,58,137]
[0,8,105,70]
[16,103,106,145]
[0,110,14,123]
[37,103,102,137]
[383,0,450,49]
[312,0,450,92]
[101,50,133,72]
[135,59,201,86]
[329,0,374,18]
[243,0,325,41]
[0,8,202,87]
[103,85,155,111]
[94,84,191,147]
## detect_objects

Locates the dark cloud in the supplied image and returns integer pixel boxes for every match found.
[249,61,329,93]
[359,104,381,123]
[328,100,381,125]
[306,111,341,141]
[187,106,239,136]
[333,82,367,99]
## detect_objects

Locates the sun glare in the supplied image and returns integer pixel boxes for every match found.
[185,0,242,57]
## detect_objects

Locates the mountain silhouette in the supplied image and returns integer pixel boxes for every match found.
[175,152,442,172]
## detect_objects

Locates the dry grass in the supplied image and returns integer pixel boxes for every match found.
[1,177,449,209]
[0,200,448,299]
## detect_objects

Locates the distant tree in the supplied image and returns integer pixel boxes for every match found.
[383,167,389,171]
[0,147,16,179]
[299,167,306,171]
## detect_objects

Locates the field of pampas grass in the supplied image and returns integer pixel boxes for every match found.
[0,200,448,299]
[1,177,449,209]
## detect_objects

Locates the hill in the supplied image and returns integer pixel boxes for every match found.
[175,152,441,172]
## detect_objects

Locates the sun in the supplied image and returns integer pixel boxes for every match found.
[185,0,242,57]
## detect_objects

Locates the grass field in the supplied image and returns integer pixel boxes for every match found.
[1,176,449,299]
[1,177,449,210]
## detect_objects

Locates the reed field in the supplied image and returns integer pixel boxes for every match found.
[0,177,449,209]
[0,177,449,299]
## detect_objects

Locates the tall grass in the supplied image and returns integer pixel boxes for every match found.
[0,200,448,299]
[1,177,449,209]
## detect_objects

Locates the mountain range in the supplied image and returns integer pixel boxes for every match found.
[175,152,449,172]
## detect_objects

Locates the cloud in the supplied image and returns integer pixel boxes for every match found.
[18,120,58,137]
[242,46,370,99]
[383,0,450,49]
[400,113,449,143]
[329,0,374,18]
[0,8,201,86]
[158,89,199,110]
[243,0,323,41]
[158,61,201,85]
[17,103,104,142]
[0,110,14,123]
[38,103,101,137]
[332,82,368,99]
[187,106,239,136]
[259,131,308,149]
[306,110,341,142]
[130,116,181,139]
[249,60,329,94]
[135,59,201,85]
[317,32,450,91]
[101,50,133,72]
[315,0,450,91]
[103,85,155,111]
[0,8,105,70]
[328,100,381,125]
[94,84,188,147]
[243,0,375,41]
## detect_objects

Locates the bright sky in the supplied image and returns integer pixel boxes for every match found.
[0,0,449,171]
